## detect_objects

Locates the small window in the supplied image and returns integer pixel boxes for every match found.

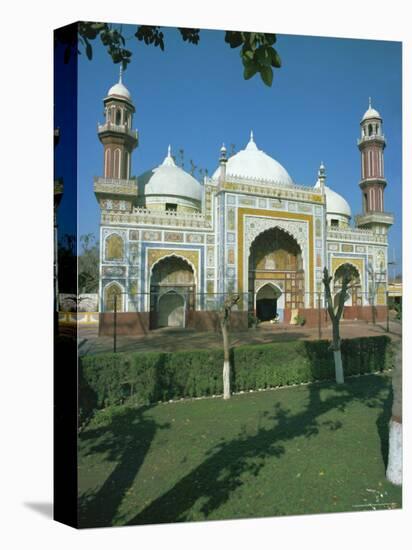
[331,219,339,227]
[166,203,177,212]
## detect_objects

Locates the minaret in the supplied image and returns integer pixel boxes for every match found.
[356,98,393,234]
[94,68,139,211]
[219,143,227,185]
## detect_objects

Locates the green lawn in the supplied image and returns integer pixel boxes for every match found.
[78,373,401,528]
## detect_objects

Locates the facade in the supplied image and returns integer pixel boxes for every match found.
[94,75,393,331]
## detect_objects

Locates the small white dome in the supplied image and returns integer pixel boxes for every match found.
[315,179,351,218]
[140,146,202,202]
[107,69,132,101]
[108,81,131,101]
[212,132,294,187]
[361,98,381,121]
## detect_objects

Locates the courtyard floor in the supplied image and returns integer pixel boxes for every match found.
[78,373,401,528]
[78,319,401,356]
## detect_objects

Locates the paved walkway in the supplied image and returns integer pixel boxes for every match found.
[78,319,401,356]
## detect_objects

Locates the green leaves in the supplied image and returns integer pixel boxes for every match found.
[72,23,281,86]
[226,30,281,87]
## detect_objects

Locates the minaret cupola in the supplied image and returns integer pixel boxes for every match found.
[94,69,139,212]
[356,99,393,234]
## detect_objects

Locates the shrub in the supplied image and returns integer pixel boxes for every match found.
[79,335,392,415]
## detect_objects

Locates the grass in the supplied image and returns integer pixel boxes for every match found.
[78,373,402,528]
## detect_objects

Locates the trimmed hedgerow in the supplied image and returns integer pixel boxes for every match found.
[79,335,392,419]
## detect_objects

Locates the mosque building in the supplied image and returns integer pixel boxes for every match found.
[94,72,393,332]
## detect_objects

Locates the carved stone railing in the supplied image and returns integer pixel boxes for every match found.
[208,174,323,202]
[102,207,212,229]
[94,176,138,196]
[97,122,138,140]
[357,134,385,145]
[327,226,387,244]
[355,212,394,227]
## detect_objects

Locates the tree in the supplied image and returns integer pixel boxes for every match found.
[78,234,100,293]
[55,23,282,87]
[322,266,356,384]
[386,341,402,485]
[219,294,240,400]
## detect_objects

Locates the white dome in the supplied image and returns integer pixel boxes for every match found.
[362,98,381,121]
[212,132,294,187]
[140,146,202,202]
[107,70,132,101]
[315,179,351,218]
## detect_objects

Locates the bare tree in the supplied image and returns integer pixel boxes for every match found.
[220,294,240,399]
[322,266,355,384]
[386,342,402,485]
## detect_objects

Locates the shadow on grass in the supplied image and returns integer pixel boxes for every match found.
[125,375,391,526]
[78,405,170,528]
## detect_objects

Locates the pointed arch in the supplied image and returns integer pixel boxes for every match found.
[104,281,124,312]
[105,233,124,261]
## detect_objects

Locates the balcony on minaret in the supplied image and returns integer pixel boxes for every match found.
[97,121,139,145]
[355,211,394,228]
[357,132,385,146]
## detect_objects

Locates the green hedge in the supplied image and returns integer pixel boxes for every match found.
[79,335,392,420]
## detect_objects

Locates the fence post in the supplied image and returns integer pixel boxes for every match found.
[113,293,117,353]
[386,290,390,333]
[318,291,322,340]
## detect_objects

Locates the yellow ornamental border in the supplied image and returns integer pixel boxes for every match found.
[147,248,199,284]
[237,208,315,306]
[331,257,364,280]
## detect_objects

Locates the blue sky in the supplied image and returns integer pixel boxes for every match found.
[70,26,402,274]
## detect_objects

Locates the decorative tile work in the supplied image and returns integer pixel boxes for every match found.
[316,253,322,267]
[239,197,256,206]
[227,247,235,265]
[143,230,162,241]
[164,232,184,242]
[129,267,139,277]
[186,233,204,243]
[288,202,297,212]
[207,268,215,279]
[328,243,339,251]
[206,280,214,294]
[356,245,366,253]
[129,230,139,240]
[227,268,235,277]
[227,208,236,230]
[227,194,236,205]
[315,218,322,237]
[148,248,199,277]
[227,232,236,243]
[315,206,323,216]
[270,199,284,209]
[206,234,215,244]
[315,239,323,249]
[207,246,215,266]
[102,266,126,277]
[258,198,267,208]
[298,203,312,213]
[341,244,354,252]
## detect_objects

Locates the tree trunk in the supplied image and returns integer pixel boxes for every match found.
[386,344,402,485]
[332,319,344,384]
[221,319,231,400]
[386,418,402,485]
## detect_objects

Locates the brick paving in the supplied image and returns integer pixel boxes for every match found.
[78,319,401,356]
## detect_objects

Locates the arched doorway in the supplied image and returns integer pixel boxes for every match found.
[249,227,304,320]
[333,263,362,306]
[256,284,282,321]
[157,291,185,327]
[150,255,195,329]
[104,282,124,312]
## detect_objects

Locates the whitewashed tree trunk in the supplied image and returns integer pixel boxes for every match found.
[386,418,402,485]
[333,350,344,385]
[386,343,402,485]
[223,360,231,400]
